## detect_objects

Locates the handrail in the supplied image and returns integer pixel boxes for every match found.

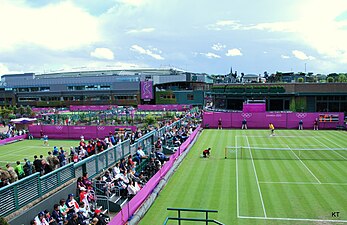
[164,217,224,225]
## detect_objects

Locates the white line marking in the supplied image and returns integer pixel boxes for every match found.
[314,137,347,160]
[286,144,321,184]
[259,181,347,185]
[236,135,315,138]
[246,136,267,218]
[238,215,347,223]
[235,136,239,217]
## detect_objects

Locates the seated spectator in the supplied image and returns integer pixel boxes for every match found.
[52,204,64,225]
[136,146,148,161]
[93,209,108,225]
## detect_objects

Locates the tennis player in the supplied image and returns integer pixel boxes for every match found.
[269,123,275,136]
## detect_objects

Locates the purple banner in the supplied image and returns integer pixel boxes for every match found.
[243,103,266,113]
[28,125,137,140]
[109,125,201,225]
[140,81,154,100]
[203,112,344,129]
[0,134,27,145]
[69,105,118,111]
[138,104,192,111]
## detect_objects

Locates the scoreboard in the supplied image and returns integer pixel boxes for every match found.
[319,114,339,122]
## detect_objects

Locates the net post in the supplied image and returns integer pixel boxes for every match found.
[224,147,227,159]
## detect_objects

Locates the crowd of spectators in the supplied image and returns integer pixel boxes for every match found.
[30,172,109,225]
[1,109,202,224]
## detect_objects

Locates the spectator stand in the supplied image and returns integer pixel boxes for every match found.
[2,118,183,224]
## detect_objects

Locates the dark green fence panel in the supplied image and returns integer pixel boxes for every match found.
[0,188,15,216]
[17,174,40,207]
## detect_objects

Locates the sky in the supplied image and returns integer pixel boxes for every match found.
[1,0,347,75]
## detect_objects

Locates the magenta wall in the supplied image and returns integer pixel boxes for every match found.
[69,105,118,111]
[203,112,344,129]
[0,134,27,145]
[138,104,192,111]
[109,125,201,225]
[28,125,136,139]
[243,103,266,112]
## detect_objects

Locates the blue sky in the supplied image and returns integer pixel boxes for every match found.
[1,0,347,75]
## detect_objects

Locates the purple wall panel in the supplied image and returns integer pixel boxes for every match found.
[203,112,344,129]
[138,104,191,111]
[29,125,137,139]
[69,105,118,111]
[243,103,266,113]
[0,134,27,145]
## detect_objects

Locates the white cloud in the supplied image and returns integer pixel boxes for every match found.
[212,43,226,51]
[0,1,100,51]
[281,55,290,59]
[127,27,155,34]
[0,63,10,75]
[207,20,242,30]
[90,48,115,60]
[117,0,148,7]
[292,50,315,60]
[226,48,242,56]
[130,45,164,60]
[201,52,221,59]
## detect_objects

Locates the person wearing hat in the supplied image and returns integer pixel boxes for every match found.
[93,209,107,225]
[23,158,33,176]
[66,194,79,214]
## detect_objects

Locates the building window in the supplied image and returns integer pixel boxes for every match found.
[187,94,194,100]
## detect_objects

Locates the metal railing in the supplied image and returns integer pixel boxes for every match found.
[0,120,181,217]
[164,208,224,225]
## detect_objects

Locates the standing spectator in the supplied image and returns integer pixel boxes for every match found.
[33,155,42,174]
[47,152,55,171]
[23,158,33,176]
[0,167,11,183]
[58,149,67,167]
[6,163,18,183]
[14,161,25,179]
[242,118,248,129]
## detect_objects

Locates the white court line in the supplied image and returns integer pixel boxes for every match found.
[286,144,321,184]
[235,136,239,217]
[238,215,347,223]
[314,137,347,160]
[246,136,267,218]
[236,135,315,138]
[259,181,347,185]
[0,145,39,157]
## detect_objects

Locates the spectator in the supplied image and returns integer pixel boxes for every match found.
[23,158,33,176]
[33,155,42,174]
[242,118,247,129]
[52,204,64,225]
[14,161,25,179]
[299,120,303,130]
[6,163,18,183]
[93,209,107,225]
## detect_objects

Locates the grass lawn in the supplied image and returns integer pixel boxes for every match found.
[0,139,79,168]
[139,129,347,225]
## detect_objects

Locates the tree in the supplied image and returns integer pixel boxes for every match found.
[337,74,347,83]
[327,77,334,83]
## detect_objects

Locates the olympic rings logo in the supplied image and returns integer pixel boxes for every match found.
[241,113,253,118]
[56,126,63,130]
[97,126,105,130]
[296,113,307,119]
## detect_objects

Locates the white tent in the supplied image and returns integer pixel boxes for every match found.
[10,118,37,124]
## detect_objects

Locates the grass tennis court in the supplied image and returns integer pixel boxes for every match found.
[0,139,79,168]
[139,129,347,225]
